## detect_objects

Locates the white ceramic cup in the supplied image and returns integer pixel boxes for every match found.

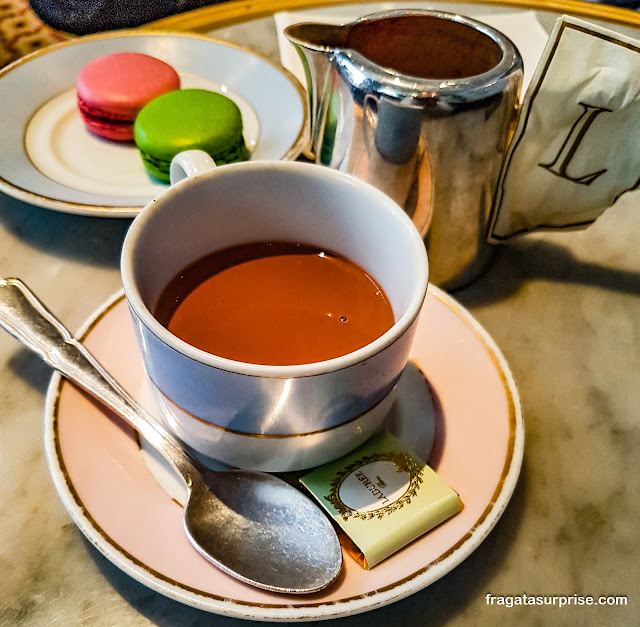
[121,152,428,471]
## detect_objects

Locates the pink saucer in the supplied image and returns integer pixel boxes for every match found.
[43,285,523,620]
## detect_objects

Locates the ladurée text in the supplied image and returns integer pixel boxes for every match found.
[354,470,390,504]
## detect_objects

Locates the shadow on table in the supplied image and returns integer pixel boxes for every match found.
[84,459,527,626]
[7,348,54,396]
[0,194,132,268]
[4,192,639,302]
[455,238,640,307]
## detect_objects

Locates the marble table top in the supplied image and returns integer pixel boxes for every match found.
[1,9,638,627]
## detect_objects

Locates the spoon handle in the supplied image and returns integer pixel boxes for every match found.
[0,278,197,484]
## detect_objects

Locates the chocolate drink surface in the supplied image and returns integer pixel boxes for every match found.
[346,15,503,79]
[154,242,395,366]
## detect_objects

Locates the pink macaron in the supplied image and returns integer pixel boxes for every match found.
[76,52,181,141]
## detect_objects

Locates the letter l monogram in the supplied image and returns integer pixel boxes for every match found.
[539,102,611,185]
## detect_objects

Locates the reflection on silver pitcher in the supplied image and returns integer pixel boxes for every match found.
[285,10,523,290]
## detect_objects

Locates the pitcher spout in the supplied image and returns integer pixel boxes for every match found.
[284,23,348,155]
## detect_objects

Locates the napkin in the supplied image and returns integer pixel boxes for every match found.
[488,16,640,241]
[274,5,550,94]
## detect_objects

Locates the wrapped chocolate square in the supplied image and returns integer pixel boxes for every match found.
[489,16,640,241]
[300,431,462,569]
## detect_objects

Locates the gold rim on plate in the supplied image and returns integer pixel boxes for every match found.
[0,30,307,216]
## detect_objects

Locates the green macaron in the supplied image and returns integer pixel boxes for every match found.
[134,89,248,182]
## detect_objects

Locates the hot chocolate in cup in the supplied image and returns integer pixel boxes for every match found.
[121,153,428,471]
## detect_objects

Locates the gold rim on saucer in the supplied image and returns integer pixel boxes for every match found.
[45,284,523,619]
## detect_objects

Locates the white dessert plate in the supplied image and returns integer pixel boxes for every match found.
[0,31,307,217]
[44,285,523,621]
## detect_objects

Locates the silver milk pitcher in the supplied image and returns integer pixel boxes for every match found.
[285,10,523,290]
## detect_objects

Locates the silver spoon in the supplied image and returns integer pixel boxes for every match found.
[0,278,342,594]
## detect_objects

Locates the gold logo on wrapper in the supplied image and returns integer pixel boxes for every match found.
[324,452,423,521]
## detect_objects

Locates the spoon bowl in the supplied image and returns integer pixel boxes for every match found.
[187,469,342,591]
[0,278,343,594]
